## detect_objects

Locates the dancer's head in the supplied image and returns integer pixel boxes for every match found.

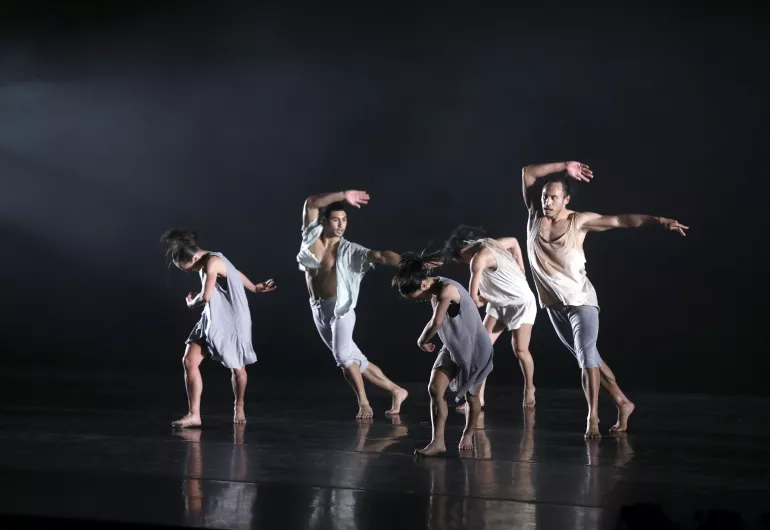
[444,225,487,264]
[320,202,348,238]
[161,229,201,271]
[392,250,443,301]
[541,174,571,219]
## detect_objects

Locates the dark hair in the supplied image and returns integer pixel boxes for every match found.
[160,229,199,264]
[443,225,487,260]
[391,249,443,296]
[544,173,571,197]
[321,201,347,221]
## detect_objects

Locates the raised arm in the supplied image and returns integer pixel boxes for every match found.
[417,284,455,352]
[578,212,689,236]
[521,161,593,208]
[302,189,370,229]
[367,250,401,267]
[495,237,526,274]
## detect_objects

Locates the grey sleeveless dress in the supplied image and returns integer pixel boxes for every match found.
[431,277,494,401]
[186,252,257,369]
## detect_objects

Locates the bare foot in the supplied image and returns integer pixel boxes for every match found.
[172,413,202,428]
[233,404,247,424]
[584,417,601,439]
[357,403,374,420]
[522,387,536,408]
[386,388,409,415]
[415,440,447,457]
[458,431,474,451]
[610,401,635,433]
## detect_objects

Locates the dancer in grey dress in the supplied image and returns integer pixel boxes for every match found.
[161,229,276,428]
[393,251,494,456]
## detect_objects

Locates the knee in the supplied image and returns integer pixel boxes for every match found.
[231,367,247,379]
[513,347,530,360]
[428,382,444,399]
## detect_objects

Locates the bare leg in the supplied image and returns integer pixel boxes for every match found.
[459,392,481,452]
[342,363,373,419]
[457,316,504,413]
[362,362,409,415]
[599,362,635,433]
[416,369,450,457]
[583,367,601,439]
[173,342,205,428]
[231,366,247,424]
[512,324,536,408]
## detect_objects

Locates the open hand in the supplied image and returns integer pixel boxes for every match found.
[419,342,436,353]
[660,218,689,236]
[344,190,370,208]
[255,279,277,293]
[566,161,593,182]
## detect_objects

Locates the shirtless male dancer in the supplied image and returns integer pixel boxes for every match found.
[522,161,688,438]
[298,190,409,419]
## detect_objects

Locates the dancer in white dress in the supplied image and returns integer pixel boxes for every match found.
[444,226,537,408]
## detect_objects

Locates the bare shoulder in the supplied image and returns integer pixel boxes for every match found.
[470,247,493,269]
[204,255,226,275]
[573,210,599,230]
[440,280,461,302]
[494,237,519,249]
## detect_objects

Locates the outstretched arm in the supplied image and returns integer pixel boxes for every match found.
[521,161,593,208]
[302,189,370,229]
[367,250,401,267]
[417,286,454,352]
[579,212,689,236]
[239,272,277,294]
[495,237,527,274]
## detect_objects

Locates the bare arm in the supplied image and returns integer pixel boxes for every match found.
[186,257,225,308]
[495,237,526,274]
[579,212,689,236]
[367,249,401,267]
[302,189,370,229]
[417,284,455,351]
[521,161,593,208]
[468,250,491,308]
[239,272,277,294]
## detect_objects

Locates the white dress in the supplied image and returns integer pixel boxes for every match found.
[477,239,537,330]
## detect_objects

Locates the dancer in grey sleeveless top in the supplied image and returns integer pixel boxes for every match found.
[161,229,276,428]
[393,251,494,456]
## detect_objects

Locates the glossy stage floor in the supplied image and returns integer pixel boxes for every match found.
[0,370,769,530]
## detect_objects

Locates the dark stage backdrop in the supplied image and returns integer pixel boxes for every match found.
[1,3,767,395]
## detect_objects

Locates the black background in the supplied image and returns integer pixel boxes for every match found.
[1,2,767,395]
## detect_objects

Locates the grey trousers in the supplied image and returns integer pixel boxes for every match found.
[546,305,603,369]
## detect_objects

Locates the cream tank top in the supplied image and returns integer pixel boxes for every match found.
[526,211,599,309]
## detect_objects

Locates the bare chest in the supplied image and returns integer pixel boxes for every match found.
[538,217,571,242]
[309,239,338,272]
